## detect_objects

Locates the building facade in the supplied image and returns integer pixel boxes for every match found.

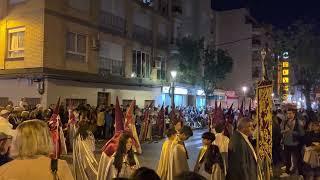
[0,0,174,108]
[214,8,273,107]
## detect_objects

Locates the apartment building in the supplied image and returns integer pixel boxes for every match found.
[0,0,173,108]
[214,8,273,106]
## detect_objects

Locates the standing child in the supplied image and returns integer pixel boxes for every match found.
[194,132,225,180]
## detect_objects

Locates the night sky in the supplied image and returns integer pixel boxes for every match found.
[212,0,320,28]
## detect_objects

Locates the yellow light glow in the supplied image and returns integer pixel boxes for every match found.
[282,77,289,83]
[283,62,289,68]
[284,86,289,91]
[282,69,289,76]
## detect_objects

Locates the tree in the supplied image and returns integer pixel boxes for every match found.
[175,37,233,106]
[202,48,233,105]
[174,37,203,85]
[274,20,320,110]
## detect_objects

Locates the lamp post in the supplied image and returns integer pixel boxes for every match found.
[261,48,267,80]
[170,70,177,107]
[242,86,247,106]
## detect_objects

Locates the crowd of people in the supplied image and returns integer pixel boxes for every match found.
[0,97,319,180]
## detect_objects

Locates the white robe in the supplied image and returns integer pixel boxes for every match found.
[73,132,98,180]
[103,154,140,179]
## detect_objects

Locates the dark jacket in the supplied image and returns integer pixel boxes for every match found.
[226,131,258,180]
[0,152,12,166]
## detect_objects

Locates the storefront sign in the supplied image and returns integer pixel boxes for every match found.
[196,90,205,96]
[162,86,188,95]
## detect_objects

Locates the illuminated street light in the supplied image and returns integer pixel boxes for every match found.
[131,72,136,78]
[242,86,247,95]
[272,93,274,97]
[170,70,177,108]
[170,70,177,79]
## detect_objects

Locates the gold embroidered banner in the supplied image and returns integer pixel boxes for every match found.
[256,82,273,180]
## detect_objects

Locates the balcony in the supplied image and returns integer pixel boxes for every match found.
[132,25,153,45]
[99,11,126,36]
[99,57,124,77]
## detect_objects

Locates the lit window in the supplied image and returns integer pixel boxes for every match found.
[282,62,289,68]
[282,77,289,83]
[7,27,25,58]
[282,69,289,76]
[66,32,87,62]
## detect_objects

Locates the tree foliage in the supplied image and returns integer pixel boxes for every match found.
[275,20,320,110]
[175,37,233,101]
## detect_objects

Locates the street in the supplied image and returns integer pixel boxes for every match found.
[62,129,206,172]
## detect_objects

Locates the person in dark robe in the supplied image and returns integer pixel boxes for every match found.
[226,117,261,180]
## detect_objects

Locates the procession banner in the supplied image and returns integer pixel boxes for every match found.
[256,82,273,180]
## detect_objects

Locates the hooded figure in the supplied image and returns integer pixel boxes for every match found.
[157,104,165,138]
[139,103,153,142]
[97,97,140,180]
[48,98,67,159]
[223,104,234,138]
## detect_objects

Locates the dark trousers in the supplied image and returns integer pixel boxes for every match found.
[96,126,104,139]
[284,145,301,174]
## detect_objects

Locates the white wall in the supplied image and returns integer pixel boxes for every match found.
[0,78,45,106]
[215,9,253,93]
[46,79,161,108]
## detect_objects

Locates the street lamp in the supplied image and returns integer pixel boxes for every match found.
[170,70,177,79]
[242,86,247,96]
[261,48,269,81]
[131,72,136,78]
[242,86,247,107]
[170,70,177,107]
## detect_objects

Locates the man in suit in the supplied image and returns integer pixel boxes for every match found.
[226,117,261,180]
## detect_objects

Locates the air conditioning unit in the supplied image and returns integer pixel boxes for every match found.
[91,35,100,51]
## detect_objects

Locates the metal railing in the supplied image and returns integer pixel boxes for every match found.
[100,11,126,35]
[99,57,124,76]
[132,24,152,45]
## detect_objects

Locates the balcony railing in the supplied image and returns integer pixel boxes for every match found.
[132,25,152,45]
[99,57,124,77]
[100,11,126,35]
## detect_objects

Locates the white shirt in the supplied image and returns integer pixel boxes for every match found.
[213,133,229,153]
[238,131,257,162]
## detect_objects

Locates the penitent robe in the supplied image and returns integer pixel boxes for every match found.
[156,139,176,180]
[73,132,98,180]
[168,142,189,179]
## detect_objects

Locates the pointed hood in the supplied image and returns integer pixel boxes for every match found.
[125,100,135,128]
[115,97,124,132]
[238,100,244,119]
[49,97,61,128]
[157,104,165,136]
[124,100,141,154]
[227,103,234,115]
[214,100,218,112]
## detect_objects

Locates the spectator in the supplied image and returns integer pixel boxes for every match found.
[131,167,160,180]
[0,120,74,180]
[226,117,261,180]
[96,108,105,139]
[281,105,304,175]
[175,171,206,180]
[105,109,113,139]
[0,132,12,166]
[0,110,13,135]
